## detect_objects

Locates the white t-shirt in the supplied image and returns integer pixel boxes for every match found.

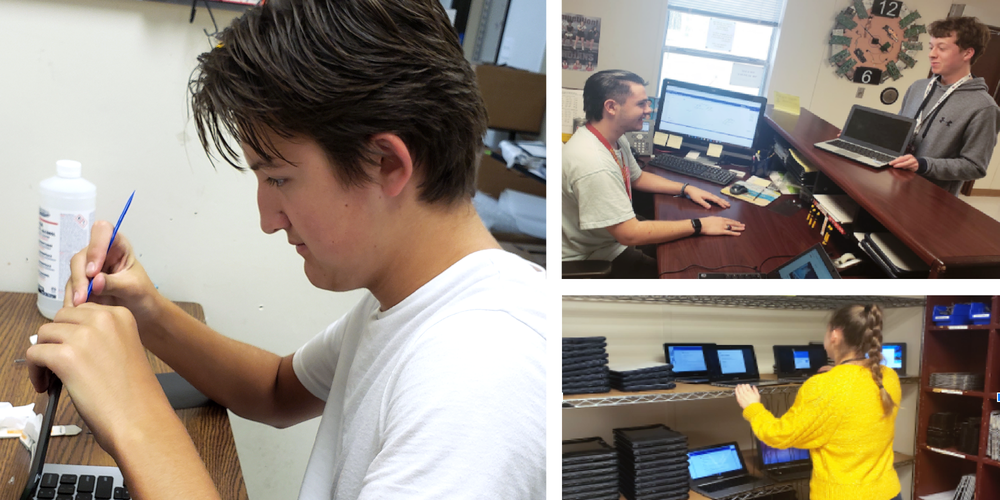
[292,249,547,500]
[562,126,643,261]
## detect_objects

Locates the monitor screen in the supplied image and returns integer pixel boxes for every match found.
[881,344,903,369]
[758,439,810,465]
[717,349,748,375]
[688,444,744,479]
[793,349,811,370]
[668,346,708,373]
[656,79,766,150]
[842,107,913,153]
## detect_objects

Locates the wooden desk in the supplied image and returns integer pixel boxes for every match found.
[0,292,248,500]
[765,107,1000,278]
[652,107,1000,278]
[650,163,823,278]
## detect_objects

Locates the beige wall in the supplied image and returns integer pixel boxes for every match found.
[562,0,1000,192]
[562,299,924,500]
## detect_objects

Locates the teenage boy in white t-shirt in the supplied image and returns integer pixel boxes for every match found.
[25,1,546,499]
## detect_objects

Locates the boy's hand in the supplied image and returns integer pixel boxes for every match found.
[65,221,160,324]
[27,303,172,456]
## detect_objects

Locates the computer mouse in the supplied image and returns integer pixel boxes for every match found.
[730,184,748,195]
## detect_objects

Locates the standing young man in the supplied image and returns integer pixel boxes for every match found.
[890,17,1000,195]
[562,70,744,279]
[26,1,546,499]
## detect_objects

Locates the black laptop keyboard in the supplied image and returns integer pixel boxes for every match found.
[699,272,766,279]
[34,473,129,500]
[826,139,897,164]
[699,477,753,492]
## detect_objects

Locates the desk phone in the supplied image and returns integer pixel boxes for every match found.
[626,119,655,156]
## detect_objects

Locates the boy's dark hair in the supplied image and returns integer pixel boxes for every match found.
[190,0,488,204]
[929,16,992,66]
[582,70,647,122]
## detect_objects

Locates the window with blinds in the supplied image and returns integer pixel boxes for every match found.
[658,0,787,97]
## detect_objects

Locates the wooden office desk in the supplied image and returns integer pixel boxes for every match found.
[0,292,248,500]
[650,163,823,278]
[765,107,1000,278]
[652,106,1000,278]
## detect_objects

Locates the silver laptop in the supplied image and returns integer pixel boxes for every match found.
[688,442,775,499]
[814,105,916,168]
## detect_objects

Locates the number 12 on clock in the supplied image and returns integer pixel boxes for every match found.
[872,0,902,18]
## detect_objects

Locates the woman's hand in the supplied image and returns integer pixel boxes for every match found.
[735,384,761,409]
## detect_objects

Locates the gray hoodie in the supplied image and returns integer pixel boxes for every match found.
[898,76,1000,195]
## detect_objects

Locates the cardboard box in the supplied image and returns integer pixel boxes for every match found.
[477,154,545,199]
[475,64,545,134]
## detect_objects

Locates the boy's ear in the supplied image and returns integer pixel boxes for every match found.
[369,133,414,198]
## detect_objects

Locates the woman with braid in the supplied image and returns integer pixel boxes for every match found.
[734,304,902,500]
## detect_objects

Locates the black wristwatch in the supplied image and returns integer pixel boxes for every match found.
[691,218,702,236]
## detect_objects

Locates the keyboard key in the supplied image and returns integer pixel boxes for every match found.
[95,476,115,499]
[114,486,131,499]
[58,474,77,485]
[77,495,94,500]
[36,488,56,499]
[78,475,97,493]
[55,495,73,500]
[57,484,76,495]
[41,474,60,489]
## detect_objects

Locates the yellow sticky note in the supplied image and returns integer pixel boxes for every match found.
[707,143,723,158]
[774,91,800,115]
[667,134,683,149]
[685,151,700,160]
[653,132,669,147]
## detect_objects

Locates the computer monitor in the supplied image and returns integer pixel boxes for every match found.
[880,343,906,374]
[655,79,767,153]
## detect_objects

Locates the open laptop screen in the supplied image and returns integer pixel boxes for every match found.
[688,444,744,479]
[880,343,905,370]
[717,348,748,375]
[758,439,810,466]
[775,244,840,279]
[668,345,708,373]
[793,350,810,369]
[842,106,913,153]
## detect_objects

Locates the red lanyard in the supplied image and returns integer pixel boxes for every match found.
[586,123,632,201]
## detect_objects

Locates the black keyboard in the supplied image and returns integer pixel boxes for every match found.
[699,272,766,279]
[826,139,897,164]
[34,473,129,500]
[699,477,754,492]
[647,155,737,185]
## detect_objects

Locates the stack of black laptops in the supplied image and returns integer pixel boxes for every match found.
[613,424,690,500]
[688,442,775,499]
[610,363,676,392]
[563,337,611,395]
[563,437,620,500]
[773,345,828,383]
[756,438,812,482]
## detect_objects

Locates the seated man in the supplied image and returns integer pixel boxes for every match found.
[562,70,745,279]
[890,16,1000,195]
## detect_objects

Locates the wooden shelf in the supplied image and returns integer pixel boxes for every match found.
[925,387,987,398]
[928,324,995,332]
[922,444,980,463]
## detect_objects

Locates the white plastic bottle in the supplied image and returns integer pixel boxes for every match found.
[37,160,96,319]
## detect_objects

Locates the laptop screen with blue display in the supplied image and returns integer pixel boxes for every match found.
[669,346,708,373]
[881,345,903,369]
[717,349,748,375]
[793,350,811,370]
[688,444,743,479]
[758,439,810,465]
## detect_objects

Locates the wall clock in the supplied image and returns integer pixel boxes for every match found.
[828,0,926,85]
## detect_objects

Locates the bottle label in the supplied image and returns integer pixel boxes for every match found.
[38,207,94,302]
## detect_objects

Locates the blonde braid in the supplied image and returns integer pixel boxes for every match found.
[860,305,895,417]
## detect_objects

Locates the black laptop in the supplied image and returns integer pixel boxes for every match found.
[20,384,127,500]
[699,243,841,279]
[814,104,916,169]
[687,442,775,499]
[663,343,716,384]
[773,344,829,382]
[709,345,783,388]
[756,438,812,482]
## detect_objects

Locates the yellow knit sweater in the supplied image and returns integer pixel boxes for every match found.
[742,364,902,500]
